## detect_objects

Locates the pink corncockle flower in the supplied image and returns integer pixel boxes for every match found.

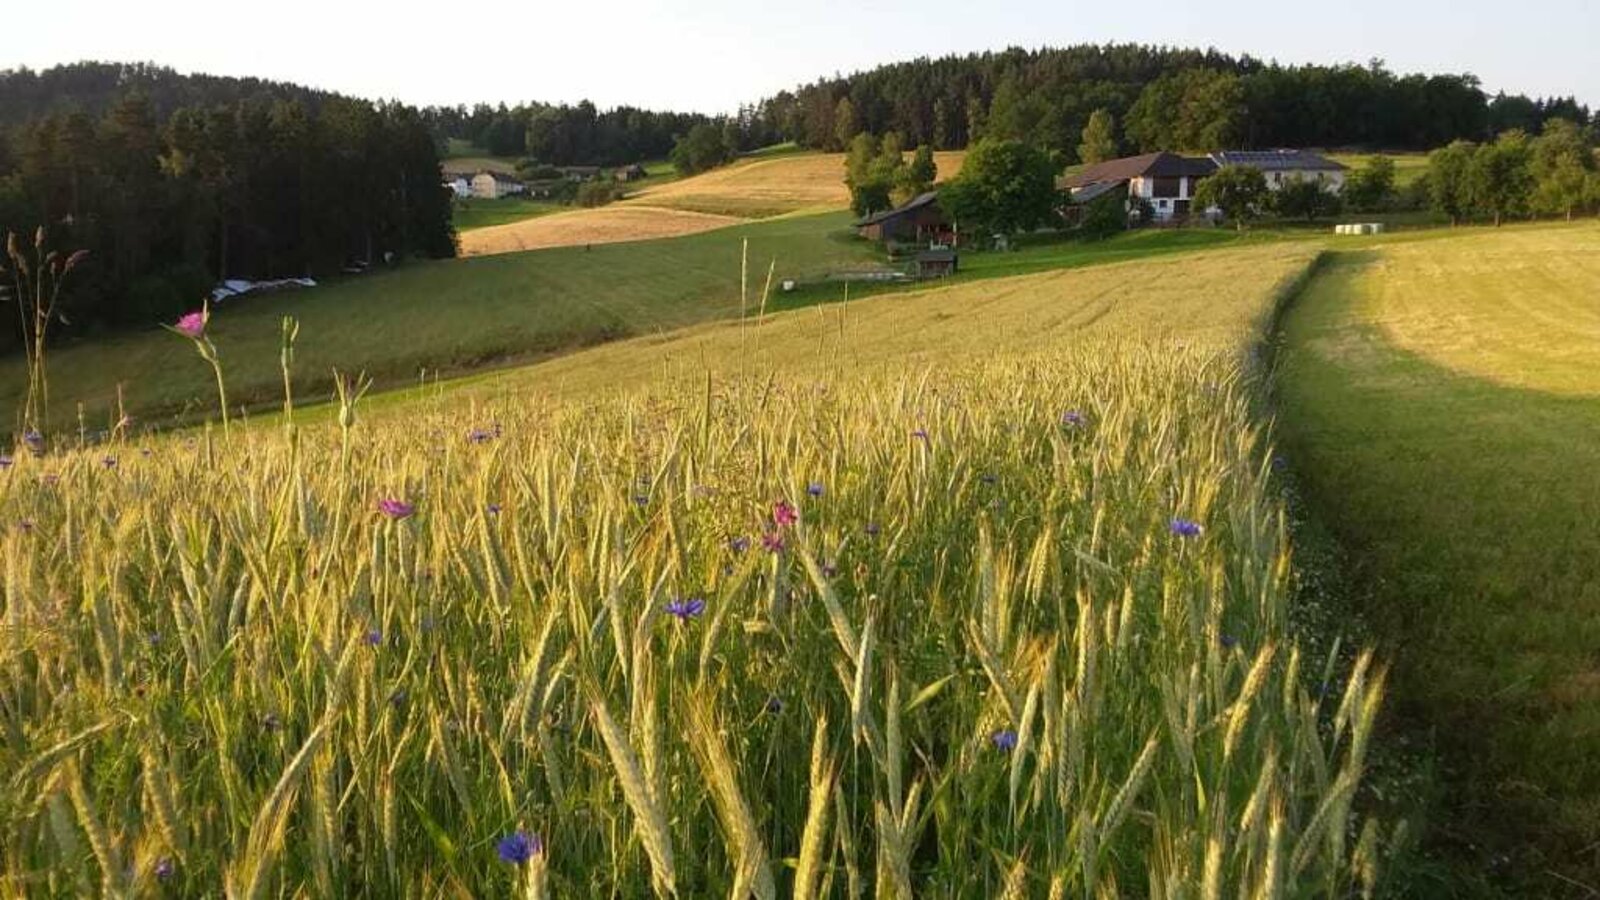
[378,498,415,519]
[773,500,798,527]
[175,311,206,339]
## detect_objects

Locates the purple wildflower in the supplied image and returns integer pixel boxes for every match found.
[864,521,881,537]
[363,628,383,647]
[633,494,650,507]
[1169,518,1204,538]
[765,696,785,714]
[1220,634,1240,650]
[991,729,1018,752]
[822,561,839,578]
[761,532,785,553]
[911,428,929,441]
[729,535,751,553]
[466,427,495,444]
[262,713,282,731]
[377,498,414,520]
[1062,410,1086,428]
[773,500,798,527]
[154,857,175,880]
[17,519,33,532]
[174,311,206,339]
[497,830,542,865]
[806,482,824,498]
[23,430,44,456]
[102,456,117,469]
[0,455,12,469]
[487,503,502,515]
[664,597,706,621]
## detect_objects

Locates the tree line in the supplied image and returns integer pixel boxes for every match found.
[0,64,456,340]
[1427,120,1600,226]
[422,101,717,166]
[751,46,1590,163]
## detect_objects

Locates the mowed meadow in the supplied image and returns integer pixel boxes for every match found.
[0,243,1397,896]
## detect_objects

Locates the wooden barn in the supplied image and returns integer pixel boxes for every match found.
[855,192,952,244]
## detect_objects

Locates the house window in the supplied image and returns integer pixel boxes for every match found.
[1152,177,1181,198]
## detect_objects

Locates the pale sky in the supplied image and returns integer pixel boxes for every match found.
[3,0,1594,114]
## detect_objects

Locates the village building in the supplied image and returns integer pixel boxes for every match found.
[1062,149,1346,223]
[854,192,954,244]
[445,175,473,199]
[612,163,648,182]
[1209,149,1347,191]
[470,171,527,200]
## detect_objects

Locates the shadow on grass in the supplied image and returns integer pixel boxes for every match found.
[1275,249,1600,897]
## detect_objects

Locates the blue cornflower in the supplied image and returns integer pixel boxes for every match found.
[497,830,542,865]
[1271,454,1288,471]
[911,428,929,441]
[1169,518,1204,538]
[1062,410,1086,428]
[991,729,1018,752]
[363,628,383,647]
[729,535,751,553]
[23,430,43,455]
[765,696,785,715]
[467,427,495,444]
[979,473,997,485]
[633,494,649,507]
[665,597,706,622]
[487,503,502,515]
[154,857,175,880]
[864,522,881,537]
[1220,634,1240,650]
[807,482,824,497]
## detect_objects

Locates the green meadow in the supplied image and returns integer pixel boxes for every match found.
[1277,224,1600,894]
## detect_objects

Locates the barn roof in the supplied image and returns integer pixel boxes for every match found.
[855,191,940,227]
[1061,152,1216,188]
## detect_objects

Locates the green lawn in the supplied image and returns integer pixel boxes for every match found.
[452,196,565,231]
[1276,223,1600,893]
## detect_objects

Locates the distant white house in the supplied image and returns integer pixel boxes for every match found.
[445,175,473,199]
[1062,148,1347,223]
[1209,150,1347,192]
[470,171,527,200]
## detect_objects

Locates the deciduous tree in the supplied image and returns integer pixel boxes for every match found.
[1192,165,1267,230]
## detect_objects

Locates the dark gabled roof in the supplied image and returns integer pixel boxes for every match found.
[1062,152,1215,188]
[1210,150,1346,171]
[1068,180,1124,203]
[855,191,940,227]
[479,171,522,184]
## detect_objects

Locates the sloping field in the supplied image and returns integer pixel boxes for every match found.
[626,150,967,217]
[0,212,875,428]
[459,204,744,256]
[1278,224,1600,892]
[435,241,1316,403]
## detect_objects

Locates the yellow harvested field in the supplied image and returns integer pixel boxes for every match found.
[626,150,966,217]
[458,204,744,256]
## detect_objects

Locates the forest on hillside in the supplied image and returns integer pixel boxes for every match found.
[0,63,455,339]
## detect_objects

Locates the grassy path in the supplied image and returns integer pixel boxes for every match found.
[1275,224,1600,894]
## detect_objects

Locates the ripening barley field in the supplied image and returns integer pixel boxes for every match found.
[0,244,1392,896]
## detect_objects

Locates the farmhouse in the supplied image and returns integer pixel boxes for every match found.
[855,191,953,244]
[612,163,648,182]
[1210,149,1347,191]
[471,171,527,200]
[1062,149,1347,222]
[1061,152,1217,223]
[445,175,473,198]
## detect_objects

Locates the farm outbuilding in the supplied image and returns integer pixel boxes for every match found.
[855,192,953,244]
[913,248,958,279]
[471,172,527,199]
